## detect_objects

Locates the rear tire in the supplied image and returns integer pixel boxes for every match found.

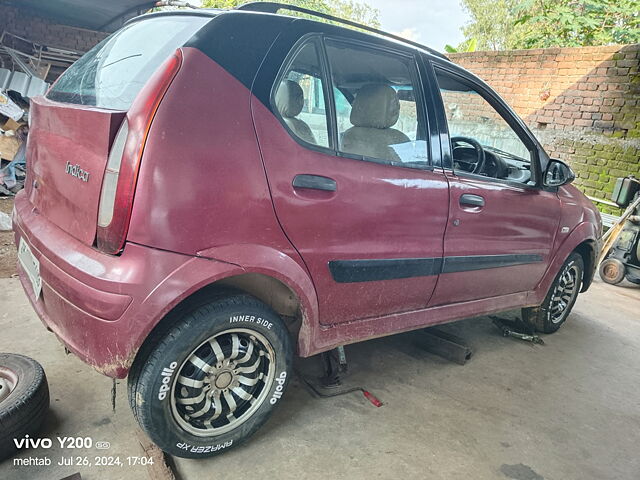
[128,293,293,458]
[0,354,50,461]
[522,252,584,334]
[599,258,626,285]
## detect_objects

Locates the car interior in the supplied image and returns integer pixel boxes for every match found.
[274,39,532,182]
[436,72,534,184]
[274,79,317,145]
[275,39,428,167]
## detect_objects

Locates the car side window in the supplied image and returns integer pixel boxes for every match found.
[325,40,428,168]
[274,41,330,148]
[435,69,533,184]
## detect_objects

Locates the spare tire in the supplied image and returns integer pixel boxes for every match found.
[599,258,626,285]
[0,354,50,461]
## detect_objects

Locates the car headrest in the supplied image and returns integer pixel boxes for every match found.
[350,84,400,129]
[275,80,304,118]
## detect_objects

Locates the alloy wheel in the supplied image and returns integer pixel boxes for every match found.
[170,328,276,437]
[549,264,580,324]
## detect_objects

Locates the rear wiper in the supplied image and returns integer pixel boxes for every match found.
[102,54,142,69]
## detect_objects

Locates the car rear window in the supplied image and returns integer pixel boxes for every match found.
[47,15,210,110]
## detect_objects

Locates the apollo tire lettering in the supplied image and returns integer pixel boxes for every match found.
[228,314,273,330]
[157,361,178,401]
[270,371,287,404]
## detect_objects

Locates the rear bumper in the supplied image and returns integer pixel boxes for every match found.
[12,191,214,378]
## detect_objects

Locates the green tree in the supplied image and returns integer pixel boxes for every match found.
[513,0,640,48]
[445,38,478,53]
[459,0,523,50]
[459,0,640,50]
[201,0,380,28]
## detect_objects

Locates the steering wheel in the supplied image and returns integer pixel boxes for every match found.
[451,136,486,174]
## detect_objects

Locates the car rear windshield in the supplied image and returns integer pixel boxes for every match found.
[47,15,210,110]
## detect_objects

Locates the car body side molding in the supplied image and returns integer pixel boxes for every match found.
[329,254,544,283]
[329,258,443,283]
[441,254,543,273]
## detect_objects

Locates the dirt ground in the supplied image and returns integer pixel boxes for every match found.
[0,196,16,278]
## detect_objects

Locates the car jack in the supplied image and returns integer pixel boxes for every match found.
[319,345,348,389]
[490,316,544,345]
[299,346,383,407]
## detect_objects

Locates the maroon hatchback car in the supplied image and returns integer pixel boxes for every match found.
[13,3,601,457]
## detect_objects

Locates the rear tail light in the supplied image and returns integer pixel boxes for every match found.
[98,120,128,228]
[96,49,183,254]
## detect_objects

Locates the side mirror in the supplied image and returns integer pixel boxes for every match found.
[544,159,575,187]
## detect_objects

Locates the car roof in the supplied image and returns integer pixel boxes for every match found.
[126,6,452,65]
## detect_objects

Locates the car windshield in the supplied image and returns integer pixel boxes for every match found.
[47,16,210,110]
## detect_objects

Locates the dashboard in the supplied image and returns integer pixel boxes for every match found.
[453,144,532,184]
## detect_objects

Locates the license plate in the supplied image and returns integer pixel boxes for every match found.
[18,238,42,299]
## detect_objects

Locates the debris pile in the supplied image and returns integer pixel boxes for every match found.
[0,118,27,196]
[0,31,62,197]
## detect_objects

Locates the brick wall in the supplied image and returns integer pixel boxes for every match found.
[0,5,108,80]
[448,45,640,210]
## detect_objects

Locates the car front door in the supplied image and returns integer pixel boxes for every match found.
[427,63,561,306]
[252,31,449,325]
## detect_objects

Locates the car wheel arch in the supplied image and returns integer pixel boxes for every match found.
[574,239,597,292]
[532,223,599,304]
[128,253,319,378]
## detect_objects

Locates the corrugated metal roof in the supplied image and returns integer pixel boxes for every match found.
[0,68,48,99]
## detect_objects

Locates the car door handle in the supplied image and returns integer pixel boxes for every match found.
[292,174,337,192]
[459,194,485,208]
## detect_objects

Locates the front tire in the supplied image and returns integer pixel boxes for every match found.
[128,293,293,458]
[523,252,584,333]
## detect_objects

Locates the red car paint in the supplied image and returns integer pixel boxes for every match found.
[430,175,560,305]
[13,10,601,378]
[26,97,124,245]
[252,92,450,325]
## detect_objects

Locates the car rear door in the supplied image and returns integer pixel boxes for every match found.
[252,30,449,325]
[427,62,561,306]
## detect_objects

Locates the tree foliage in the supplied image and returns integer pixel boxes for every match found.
[445,38,478,53]
[460,0,522,51]
[513,0,640,48]
[459,0,640,50]
[200,0,380,28]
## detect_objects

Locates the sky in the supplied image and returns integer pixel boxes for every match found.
[189,1,471,51]
[365,0,470,50]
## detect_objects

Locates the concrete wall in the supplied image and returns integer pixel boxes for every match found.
[448,45,640,209]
